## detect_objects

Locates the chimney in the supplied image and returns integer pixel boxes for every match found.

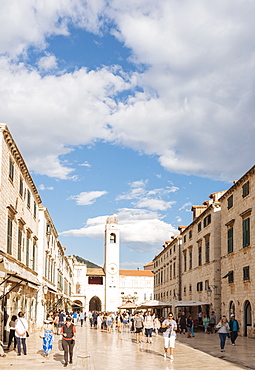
[137,267,141,271]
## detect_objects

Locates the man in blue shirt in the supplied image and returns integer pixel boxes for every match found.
[229,314,239,345]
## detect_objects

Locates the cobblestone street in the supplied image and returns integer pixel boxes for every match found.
[1,323,254,369]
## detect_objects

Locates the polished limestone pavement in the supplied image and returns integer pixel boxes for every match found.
[0,323,251,370]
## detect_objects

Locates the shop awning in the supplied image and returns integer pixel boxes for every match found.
[174,300,210,307]
[118,302,137,309]
[0,256,40,300]
[137,300,170,308]
[0,256,40,285]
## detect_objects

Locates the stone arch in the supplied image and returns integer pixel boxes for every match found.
[89,296,102,311]
[229,300,235,318]
[110,233,116,243]
[243,300,252,336]
[72,300,83,312]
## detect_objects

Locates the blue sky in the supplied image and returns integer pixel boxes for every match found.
[1,1,255,268]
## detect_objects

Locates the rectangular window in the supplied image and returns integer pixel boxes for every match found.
[197,282,203,291]
[205,239,210,263]
[189,230,192,239]
[203,214,211,228]
[26,237,30,267]
[189,250,192,270]
[7,217,13,254]
[242,181,249,198]
[9,158,14,181]
[184,253,187,272]
[18,228,22,261]
[45,254,48,277]
[243,266,250,281]
[243,218,250,248]
[228,270,234,283]
[32,242,36,270]
[173,262,176,278]
[88,277,103,285]
[227,195,233,209]
[19,178,24,197]
[205,280,209,290]
[33,202,37,218]
[228,227,234,253]
[198,222,201,232]
[27,190,31,209]
[198,245,202,266]
[183,235,186,243]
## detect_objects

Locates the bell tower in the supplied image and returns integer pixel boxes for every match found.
[104,215,120,312]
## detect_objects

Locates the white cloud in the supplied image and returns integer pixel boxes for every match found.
[38,184,54,191]
[37,54,57,71]
[1,1,255,181]
[120,261,145,267]
[130,179,147,188]
[135,198,175,211]
[79,161,91,167]
[61,208,178,253]
[116,181,178,211]
[179,202,192,211]
[69,191,107,205]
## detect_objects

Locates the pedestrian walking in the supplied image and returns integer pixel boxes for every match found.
[209,311,216,333]
[162,312,177,360]
[106,313,113,333]
[15,311,28,356]
[216,315,230,352]
[7,315,17,350]
[58,310,66,335]
[41,319,54,358]
[72,311,78,325]
[154,316,161,336]
[116,313,122,333]
[79,311,85,327]
[186,315,193,338]
[60,316,76,367]
[178,311,187,334]
[144,311,154,343]
[229,314,239,345]
[134,312,144,343]
[203,314,210,334]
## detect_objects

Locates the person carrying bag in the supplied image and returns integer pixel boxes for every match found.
[15,311,28,356]
[60,316,76,367]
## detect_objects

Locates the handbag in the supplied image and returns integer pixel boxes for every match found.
[19,318,29,337]
[159,326,167,333]
[58,339,64,351]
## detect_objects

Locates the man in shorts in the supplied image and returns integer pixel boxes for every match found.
[162,312,178,360]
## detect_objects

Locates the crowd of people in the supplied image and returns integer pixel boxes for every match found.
[3,308,240,364]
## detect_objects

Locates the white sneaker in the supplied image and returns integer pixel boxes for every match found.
[163,353,167,359]
[170,355,174,360]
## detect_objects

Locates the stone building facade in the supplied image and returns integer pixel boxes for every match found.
[219,166,255,337]
[0,124,73,342]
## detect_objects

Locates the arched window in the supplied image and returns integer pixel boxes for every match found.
[110,233,116,243]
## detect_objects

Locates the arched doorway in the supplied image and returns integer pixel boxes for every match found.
[72,300,83,312]
[89,296,102,311]
[229,300,235,318]
[244,300,252,336]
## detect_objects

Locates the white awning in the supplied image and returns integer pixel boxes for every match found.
[0,256,40,286]
[137,300,170,308]
[175,300,210,307]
